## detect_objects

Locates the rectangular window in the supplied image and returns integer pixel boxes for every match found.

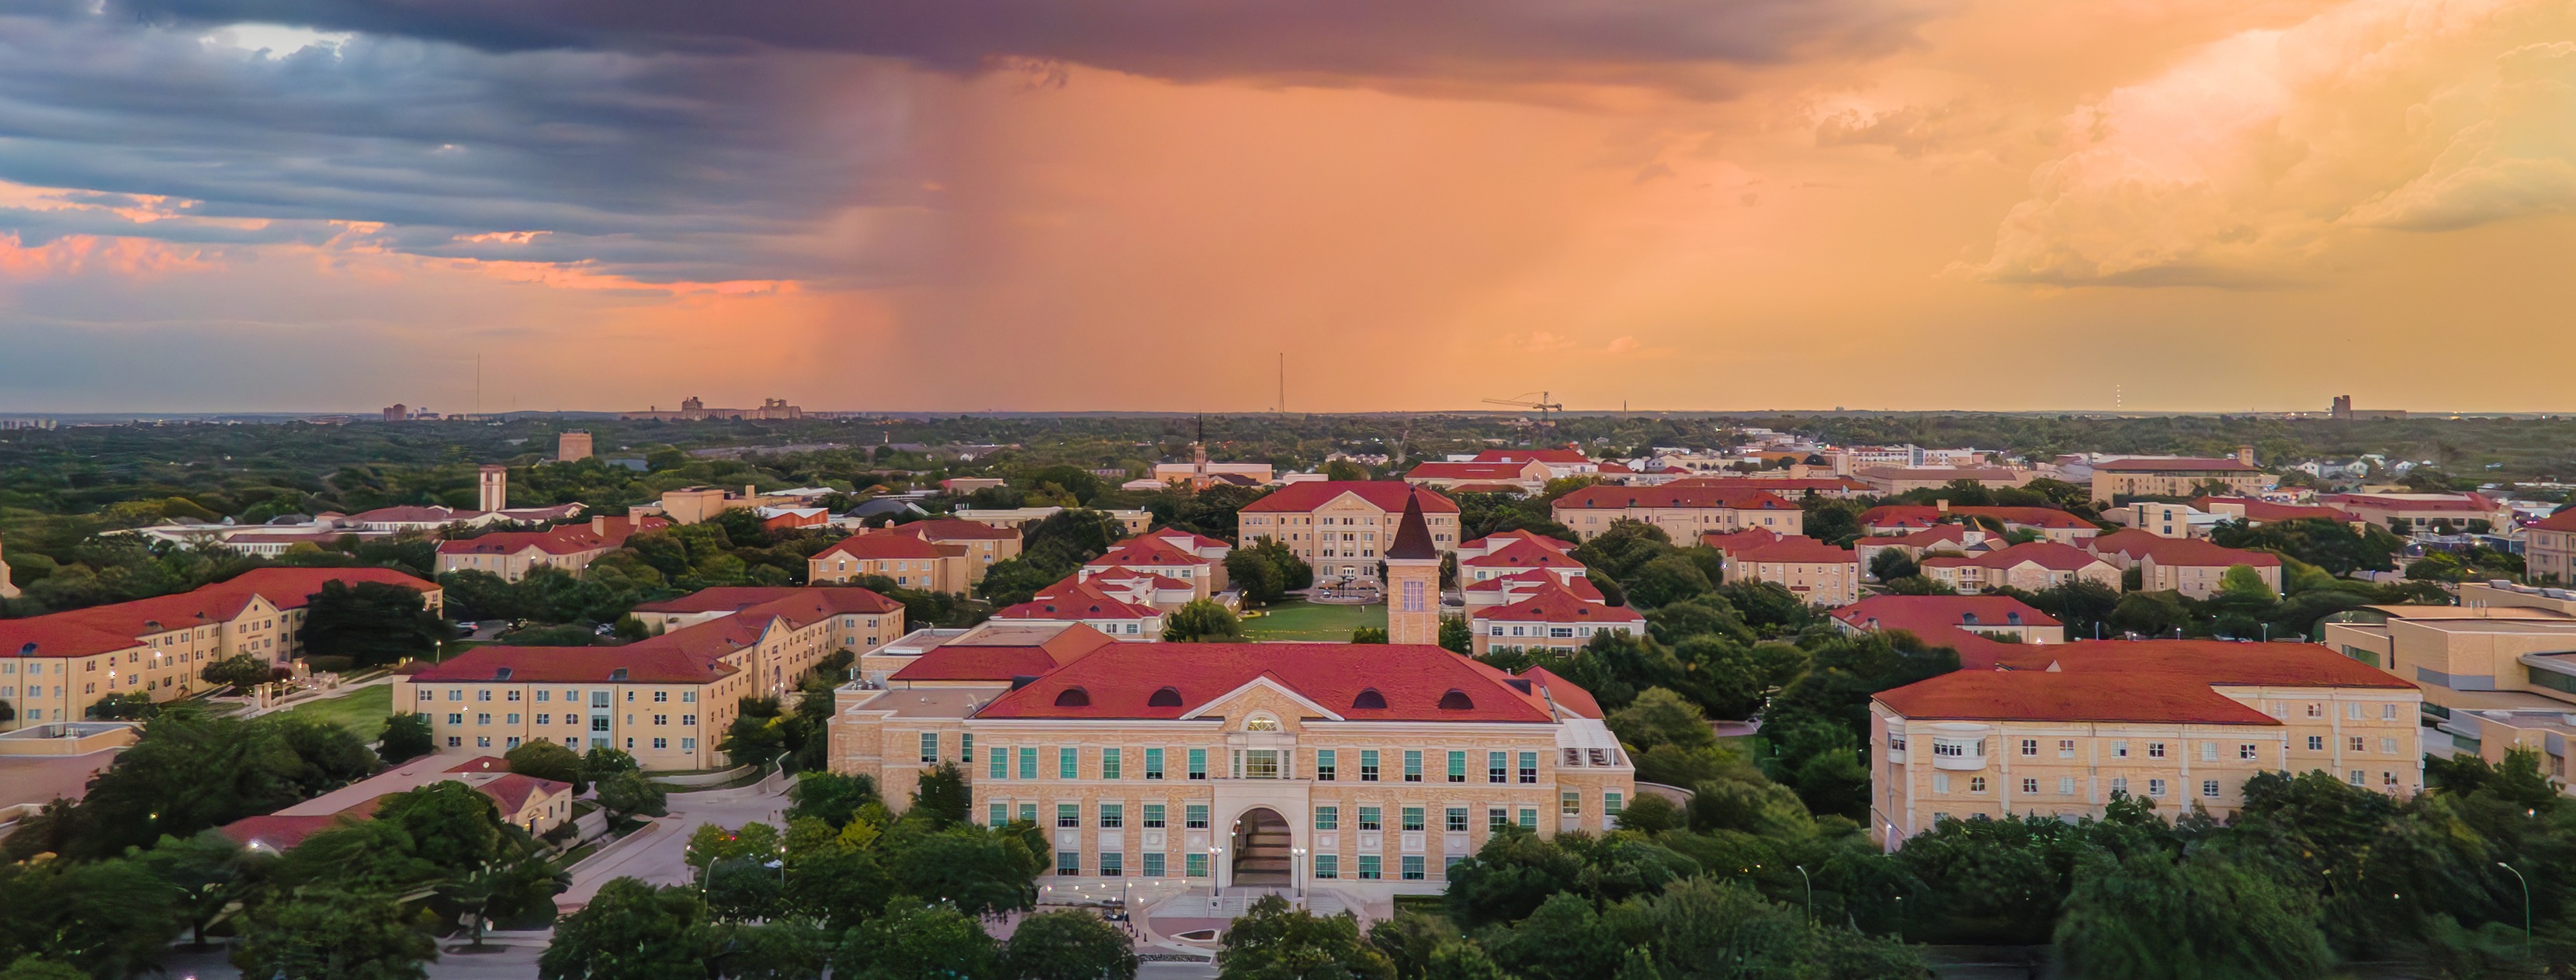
[1316,806,1338,830]
[1102,748,1122,780]
[920,732,940,764]
[2308,736,2325,751]
[1020,804,1038,824]
[1313,854,1338,880]
[2110,740,2128,758]
[1018,747,1039,780]
[2148,743,2166,759]
[1603,793,1622,819]
[1359,806,1382,831]
[1489,808,1509,829]
[2021,777,2038,794]
[1404,750,1423,782]
[1402,855,1426,881]
[2059,777,2076,795]
[1143,804,1167,829]
[1489,751,1507,784]
[1057,804,1080,828]
[1361,750,1380,781]
[1186,854,1209,878]
[1402,806,1425,831]
[1519,752,1538,784]
[2348,736,2366,753]
[2020,738,2038,757]
[990,747,1008,780]
[1447,750,1467,782]
[2200,743,2218,762]
[1146,748,1166,779]
[1100,804,1123,828]
[1060,747,1079,780]
[1058,852,1080,876]
[1447,806,1468,832]
[2111,777,2129,795]
[2349,770,2365,785]
[1560,792,1580,816]
[1187,749,1208,780]
[2203,780,2221,798]
[2380,737,2397,755]
[962,734,973,759]
[2148,779,2167,798]
[1358,856,1382,881]
[1316,750,1336,781]
[990,803,1008,826]
[1186,805,1210,829]
[1143,853,1167,877]
[2241,743,2260,760]
[1518,808,1538,830]
[1099,852,1124,877]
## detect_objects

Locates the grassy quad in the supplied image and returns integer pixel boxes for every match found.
[277,683,394,742]
[1239,601,1387,642]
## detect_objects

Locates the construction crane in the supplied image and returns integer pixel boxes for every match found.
[1483,391,1564,428]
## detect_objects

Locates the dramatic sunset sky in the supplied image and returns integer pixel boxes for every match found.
[2,0,2571,413]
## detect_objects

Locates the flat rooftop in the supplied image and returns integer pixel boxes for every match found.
[2369,605,2573,621]
[851,685,1007,719]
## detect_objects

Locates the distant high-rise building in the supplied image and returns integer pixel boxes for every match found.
[383,403,407,421]
[478,465,508,513]
[2331,395,2407,421]
[559,431,595,462]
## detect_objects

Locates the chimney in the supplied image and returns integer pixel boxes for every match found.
[592,515,610,535]
[744,483,757,500]
[2236,445,2256,466]
[1936,499,1950,514]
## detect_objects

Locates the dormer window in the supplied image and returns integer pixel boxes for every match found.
[1352,688,1387,710]
[1437,690,1475,711]
[1053,687,1091,708]
[1147,687,1184,708]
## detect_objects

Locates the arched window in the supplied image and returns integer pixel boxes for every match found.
[1351,688,1387,710]
[1147,686,1184,708]
[1053,687,1091,708]
[1437,689,1475,711]
[1245,716,1280,732]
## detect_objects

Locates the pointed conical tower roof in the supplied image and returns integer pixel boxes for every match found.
[1388,492,1438,561]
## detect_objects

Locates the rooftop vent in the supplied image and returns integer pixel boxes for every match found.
[494,667,513,681]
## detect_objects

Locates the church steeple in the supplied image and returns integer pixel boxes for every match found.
[1385,493,1441,645]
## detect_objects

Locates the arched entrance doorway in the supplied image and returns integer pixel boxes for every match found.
[1229,808,1291,887]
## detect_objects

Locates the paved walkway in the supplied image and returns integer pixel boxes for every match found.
[558,768,791,909]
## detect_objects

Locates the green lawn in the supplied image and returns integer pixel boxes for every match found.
[279,684,394,742]
[1239,601,1385,642]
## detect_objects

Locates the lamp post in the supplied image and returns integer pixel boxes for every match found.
[1290,847,1308,902]
[1210,846,1225,899]
[1794,864,1814,924]
[2498,861,2532,960]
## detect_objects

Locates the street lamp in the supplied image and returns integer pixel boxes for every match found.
[2498,861,2532,960]
[1210,846,1225,899]
[1794,864,1814,924]
[1290,847,1307,902]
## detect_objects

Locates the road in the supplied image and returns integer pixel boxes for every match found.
[559,770,792,908]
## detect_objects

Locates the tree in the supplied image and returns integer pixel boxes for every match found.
[582,746,641,783]
[1000,909,1138,980]
[133,830,252,948]
[507,739,590,793]
[1605,687,1716,754]
[783,770,879,827]
[1217,894,1394,980]
[596,770,670,820]
[1226,540,1313,606]
[2054,853,2332,980]
[273,713,379,794]
[1164,599,1245,642]
[2220,563,2275,599]
[833,901,999,980]
[1868,549,1919,583]
[540,878,714,980]
[910,764,972,829]
[199,653,276,693]
[783,846,896,933]
[231,888,437,980]
[0,957,86,980]
[1442,830,1584,930]
[1352,626,1389,643]
[1613,792,1683,833]
[37,708,305,858]
[1625,556,1714,608]
[1364,912,1460,980]
[889,826,1043,918]
[0,857,181,978]
[1438,616,1472,654]
[1425,941,1515,980]
[706,857,787,922]
[378,712,435,764]
[300,580,447,667]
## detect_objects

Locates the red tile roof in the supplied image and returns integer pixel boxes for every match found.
[437,516,666,557]
[1858,505,2096,531]
[1146,528,1232,552]
[409,645,740,684]
[1241,482,1459,514]
[1471,449,1591,464]
[1463,530,1573,554]
[886,624,1122,682]
[2087,528,2165,559]
[1520,666,1603,719]
[1087,538,1211,569]
[217,814,349,850]
[2017,639,2416,688]
[476,772,570,813]
[1447,483,1535,494]
[1406,462,1543,481]
[816,532,959,561]
[2093,457,2260,473]
[2535,509,2576,532]
[974,642,1562,722]
[2134,538,2281,568]
[1552,487,1798,511]
[1735,537,1855,565]
[1857,525,1976,549]
[0,617,146,658]
[1877,671,2281,725]
[997,578,1160,622]
[1832,595,2061,633]
[2321,493,2501,513]
[1920,541,2109,572]
[1666,477,1872,493]
[1478,583,1643,624]
[1701,528,1784,554]
[885,518,1021,542]
[1459,539,1586,570]
[5,568,439,658]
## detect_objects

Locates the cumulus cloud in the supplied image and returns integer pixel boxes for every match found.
[1972,0,2576,286]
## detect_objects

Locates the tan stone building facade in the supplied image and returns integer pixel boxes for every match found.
[1551,487,1804,542]
[830,640,1631,897]
[1239,482,1461,587]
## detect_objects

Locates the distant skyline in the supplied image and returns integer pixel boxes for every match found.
[5,0,2574,414]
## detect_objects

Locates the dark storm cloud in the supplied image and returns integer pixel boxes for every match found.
[103,0,1944,82]
[0,9,926,282]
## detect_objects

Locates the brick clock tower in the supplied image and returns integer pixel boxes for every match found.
[1385,493,1441,645]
